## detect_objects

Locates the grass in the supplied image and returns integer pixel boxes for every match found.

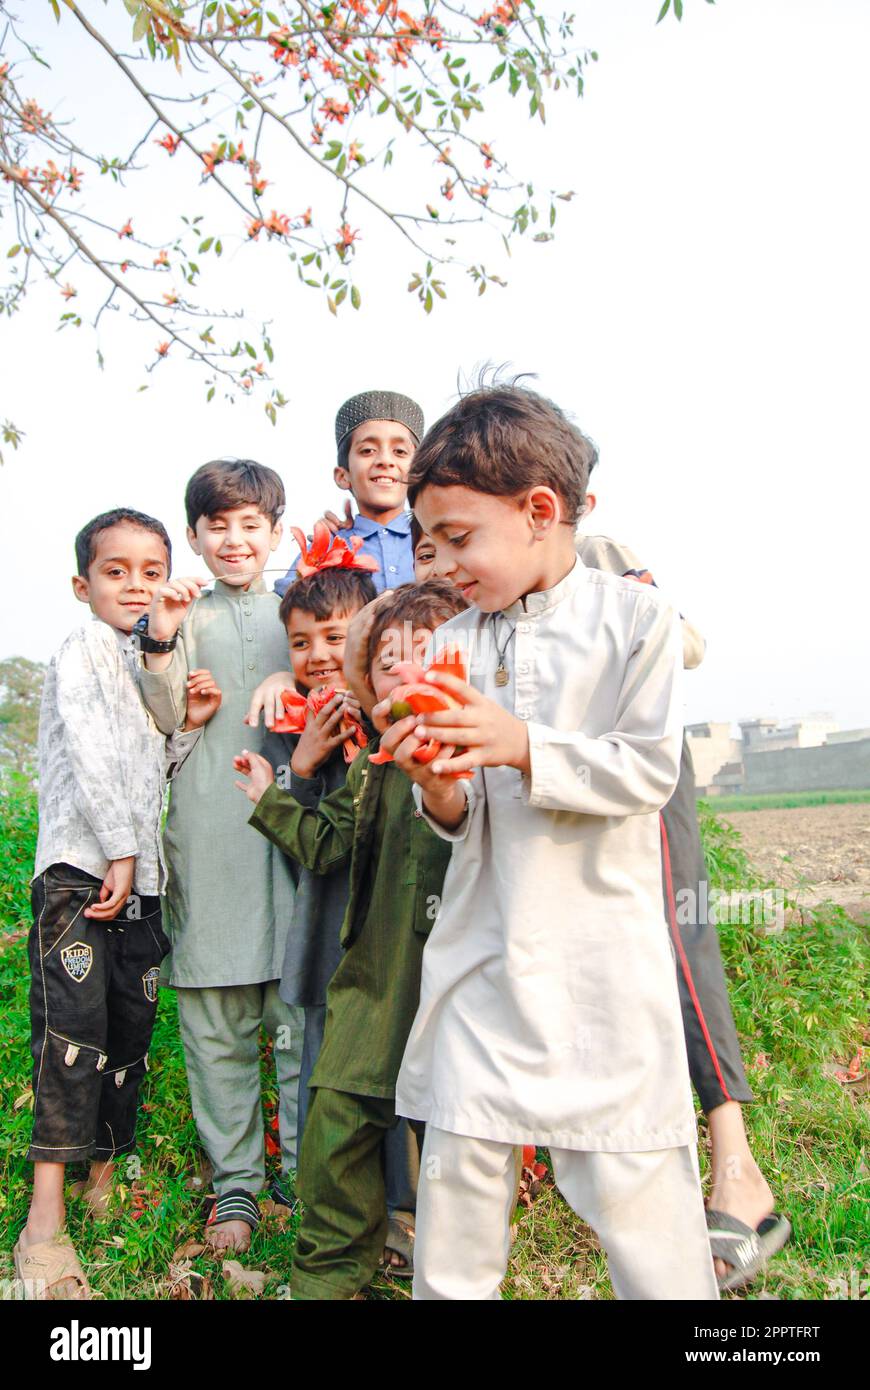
[703,789,870,813]
[1,781,867,1300]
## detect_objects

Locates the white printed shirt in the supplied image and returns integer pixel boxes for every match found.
[396,557,698,1151]
[33,621,198,895]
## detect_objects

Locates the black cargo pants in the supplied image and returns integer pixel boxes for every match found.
[27,862,169,1163]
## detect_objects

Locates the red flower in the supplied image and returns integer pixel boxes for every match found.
[271,682,368,764]
[156,341,170,357]
[263,209,291,236]
[153,249,169,267]
[60,284,77,301]
[156,133,181,155]
[289,521,380,578]
[368,646,472,778]
[118,219,134,238]
[321,98,351,124]
[335,222,359,252]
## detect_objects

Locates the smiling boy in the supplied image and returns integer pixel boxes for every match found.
[275,390,423,598]
[136,459,304,1252]
[15,509,212,1300]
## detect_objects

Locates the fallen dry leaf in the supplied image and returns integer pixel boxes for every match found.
[174,1239,206,1260]
[222,1259,268,1299]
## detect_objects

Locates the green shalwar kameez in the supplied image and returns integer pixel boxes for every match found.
[137,579,303,1192]
[249,745,452,1298]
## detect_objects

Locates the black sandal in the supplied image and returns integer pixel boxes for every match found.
[205,1188,260,1236]
[706,1209,792,1291]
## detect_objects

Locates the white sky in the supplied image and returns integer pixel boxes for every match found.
[1,0,868,732]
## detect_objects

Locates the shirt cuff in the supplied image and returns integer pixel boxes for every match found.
[96,830,138,862]
[289,769,324,807]
[412,779,476,841]
[165,727,201,779]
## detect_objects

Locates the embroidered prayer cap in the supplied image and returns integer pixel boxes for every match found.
[335,391,424,448]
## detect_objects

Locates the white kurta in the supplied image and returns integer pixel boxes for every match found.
[395,557,698,1152]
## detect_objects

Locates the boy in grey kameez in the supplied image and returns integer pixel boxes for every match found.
[137,460,303,1251]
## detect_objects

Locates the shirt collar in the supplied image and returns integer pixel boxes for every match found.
[214,576,266,598]
[500,555,585,621]
[353,511,412,537]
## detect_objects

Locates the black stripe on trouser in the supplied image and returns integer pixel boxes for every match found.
[661,738,754,1113]
[27,864,169,1164]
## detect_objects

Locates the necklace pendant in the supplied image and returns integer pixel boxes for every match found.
[494,661,509,687]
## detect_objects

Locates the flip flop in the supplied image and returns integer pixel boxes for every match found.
[381,1211,415,1279]
[13,1232,91,1300]
[706,1209,792,1291]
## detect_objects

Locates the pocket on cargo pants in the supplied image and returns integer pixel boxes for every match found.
[93,898,169,1159]
[27,865,110,1163]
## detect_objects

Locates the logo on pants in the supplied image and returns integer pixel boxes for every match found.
[60,942,93,983]
[142,967,160,1002]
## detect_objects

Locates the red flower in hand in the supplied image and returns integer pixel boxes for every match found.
[369,645,472,778]
[270,683,368,764]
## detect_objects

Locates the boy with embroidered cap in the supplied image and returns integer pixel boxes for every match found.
[14,508,216,1299]
[275,389,423,599]
[380,383,719,1300]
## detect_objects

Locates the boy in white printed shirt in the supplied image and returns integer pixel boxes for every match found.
[376,384,719,1300]
[14,509,216,1300]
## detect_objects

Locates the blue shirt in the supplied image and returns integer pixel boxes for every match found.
[275,510,415,596]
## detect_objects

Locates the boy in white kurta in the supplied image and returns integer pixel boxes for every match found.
[374,384,719,1300]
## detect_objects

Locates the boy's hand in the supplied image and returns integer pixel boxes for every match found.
[84,856,135,921]
[405,670,531,778]
[245,671,294,729]
[184,669,222,729]
[233,749,275,805]
[320,500,355,535]
[376,714,470,830]
[148,576,207,642]
[291,693,352,779]
[342,591,395,715]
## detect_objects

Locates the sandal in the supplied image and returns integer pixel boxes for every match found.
[381,1210,415,1279]
[13,1232,91,1300]
[204,1189,260,1251]
[706,1209,792,1291]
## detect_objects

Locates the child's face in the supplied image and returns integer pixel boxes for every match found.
[369,625,432,704]
[413,531,437,582]
[187,505,282,588]
[336,421,415,516]
[71,525,169,633]
[286,607,354,692]
[413,483,564,613]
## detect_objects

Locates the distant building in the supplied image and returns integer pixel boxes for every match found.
[691,712,870,796]
[739,714,839,753]
[686,722,742,794]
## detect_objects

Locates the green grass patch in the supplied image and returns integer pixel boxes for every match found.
[701,789,870,813]
[2,781,867,1300]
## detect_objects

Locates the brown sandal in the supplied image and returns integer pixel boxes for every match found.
[13,1232,91,1300]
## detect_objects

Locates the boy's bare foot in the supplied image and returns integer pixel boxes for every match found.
[203,1190,260,1254]
[204,1219,253,1253]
